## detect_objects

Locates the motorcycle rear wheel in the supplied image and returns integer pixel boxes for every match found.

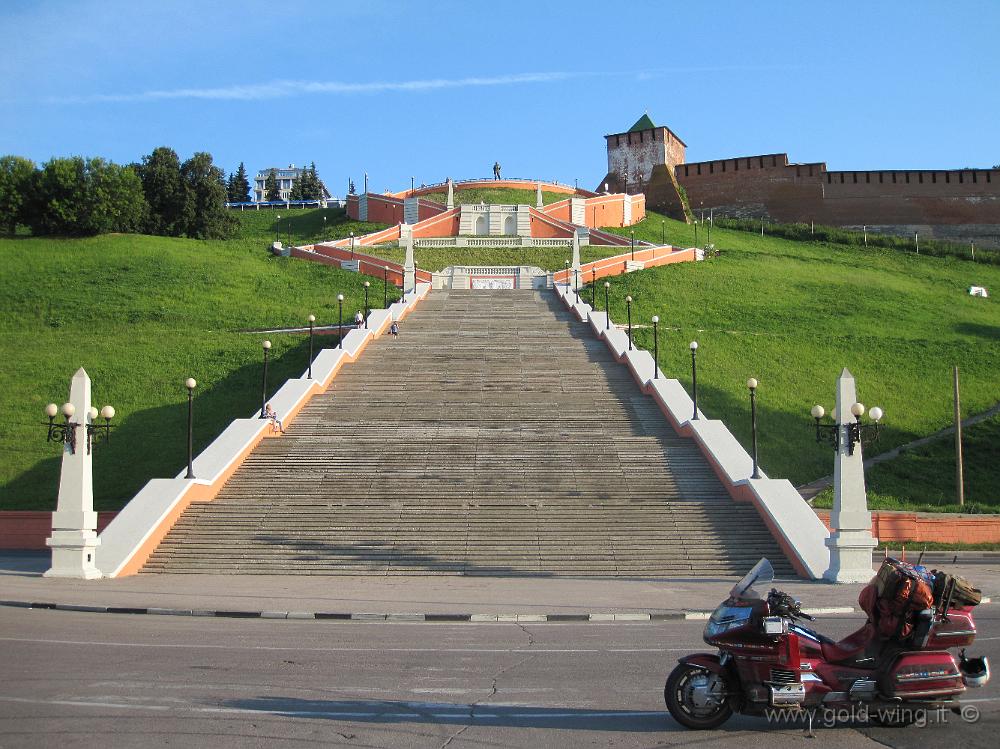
[664,663,733,730]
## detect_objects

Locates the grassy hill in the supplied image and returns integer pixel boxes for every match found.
[419,187,569,206]
[357,245,628,272]
[0,209,392,511]
[1,206,998,513]
[600,211,1000,507]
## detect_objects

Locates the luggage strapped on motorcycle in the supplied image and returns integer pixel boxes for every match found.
[869,558,935,639]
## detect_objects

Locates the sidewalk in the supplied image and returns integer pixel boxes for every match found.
[2,552,996,622]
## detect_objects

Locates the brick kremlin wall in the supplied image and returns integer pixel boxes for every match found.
[671,153,1000,246]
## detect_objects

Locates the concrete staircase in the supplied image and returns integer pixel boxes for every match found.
[143,290,795,576]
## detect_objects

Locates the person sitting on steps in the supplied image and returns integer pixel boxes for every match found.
[354,310,364,328]
[264,403,285,434]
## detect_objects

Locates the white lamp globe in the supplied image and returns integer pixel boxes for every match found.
[185,377,197,390]
[88,406,98,421]
[45,403,58,418]
[689,341,698,350]
[869,406,884,422]
[604,281,610,288]
[811,405,825,419]
[626,295,633,303]
[307,314,315,323]
[747,378,758,390]
[263,340,272,350]
[100,405,115,420]
[337,294,344,302]
[851,402,865,417]
[651,315,659,324]
[62,402,75,418]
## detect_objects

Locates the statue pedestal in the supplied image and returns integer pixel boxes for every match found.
[824,531,877,583]
[45,530,101,579]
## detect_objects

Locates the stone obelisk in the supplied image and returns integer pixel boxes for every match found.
[446,178,454,210]
[824,368,877,583]
[403,229,416,295]
[45,368,101,578]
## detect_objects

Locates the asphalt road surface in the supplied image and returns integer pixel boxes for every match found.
[1,606,998,748]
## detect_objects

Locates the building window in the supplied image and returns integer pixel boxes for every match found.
[772,156,777,166]
[710,163,714,174]
[840,174,845,183]
[879,173,883,183]
[906,173,910,183]
[697,164,702,175]
[919,173,923,184]
[853,173,858,183]
[945,172,951,183]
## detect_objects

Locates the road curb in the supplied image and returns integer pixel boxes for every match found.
[1,598,991,622]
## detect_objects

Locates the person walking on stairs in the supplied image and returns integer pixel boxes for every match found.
[389,320,399,339]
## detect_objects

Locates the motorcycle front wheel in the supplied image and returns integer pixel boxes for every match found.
[664,662,733,730]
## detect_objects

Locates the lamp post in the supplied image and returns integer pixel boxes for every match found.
[811,403,883,456]
[275,214,280,242]
[43,400,114,455]
[184,378,196,479]
[625,295,633,349]
[747,378,761,479]
[591,267,597,307]
[336,294,344,348]
[651,316,659,379]
[259,340,271,418]
[661,220,664,245]
[564,259,570,296]
[383,267,389,307]
[623,168,628,196]
[694,220,699,248]
[690,342,699,419]
[350,231,355,259]
[603,281,611,330]
[307,314,315,379]
[411,176,415,192]
[573,267,580,302]
[363,281,370,328]
[630,230,635,261]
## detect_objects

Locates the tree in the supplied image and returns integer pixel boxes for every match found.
[288,171,305,201]
[0,155,35,234]
[137,147,189,235]
[24,157,147,236]
[180,151,235,239]
[264,169,281,202]
[87,161,147,234]
[226,162,250,203]
[304,162,323,200]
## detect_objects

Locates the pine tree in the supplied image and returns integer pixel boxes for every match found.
[307,161,322,200]
[231,162,250,203]
[264,169,280,201]
[289,170,305,201]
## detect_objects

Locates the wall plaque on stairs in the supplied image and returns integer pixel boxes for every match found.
[471,276,516,290]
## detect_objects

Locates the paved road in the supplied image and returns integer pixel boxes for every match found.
[1,607,998,747]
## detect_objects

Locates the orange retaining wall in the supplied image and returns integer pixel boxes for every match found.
[554,245,697,284]
[816,510,1000,543]
[0,511,117,550]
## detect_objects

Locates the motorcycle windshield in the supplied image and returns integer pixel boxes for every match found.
[729,558,773,600]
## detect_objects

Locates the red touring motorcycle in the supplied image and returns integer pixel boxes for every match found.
[665,558,990,729]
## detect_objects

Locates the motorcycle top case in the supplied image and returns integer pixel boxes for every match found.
[881,650,964,699]
[927,607,977,648]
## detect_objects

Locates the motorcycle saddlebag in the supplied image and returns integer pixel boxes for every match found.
[881,650,964,699]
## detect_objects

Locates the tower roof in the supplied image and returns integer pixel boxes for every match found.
[627,113,657,132]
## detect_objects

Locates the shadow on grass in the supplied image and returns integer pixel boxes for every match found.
[954,322,1000,341]
[1,337,318,512]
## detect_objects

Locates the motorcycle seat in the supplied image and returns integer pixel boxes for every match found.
[820,625,878,665]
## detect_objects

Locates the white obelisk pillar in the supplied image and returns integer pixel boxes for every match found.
[403,229,416,296]
[824,368,877,583]
[45,368,101,578]
[536,182,543,209]
[446,178,454,210]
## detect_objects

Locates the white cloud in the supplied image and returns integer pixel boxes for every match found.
[45,72,578,104]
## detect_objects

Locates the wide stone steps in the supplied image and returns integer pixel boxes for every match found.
[143,289,796,577]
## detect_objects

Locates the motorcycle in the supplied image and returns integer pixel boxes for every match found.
[665,558,990,729]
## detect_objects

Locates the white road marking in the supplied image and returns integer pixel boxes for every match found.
[0,636,694,654]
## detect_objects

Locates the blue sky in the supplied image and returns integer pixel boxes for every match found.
[2,0,998,196]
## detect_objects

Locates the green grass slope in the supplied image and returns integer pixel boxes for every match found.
[419,187,569,206]
[599,211,1000,499]
[0,209,394,511]
[357,245,628,272]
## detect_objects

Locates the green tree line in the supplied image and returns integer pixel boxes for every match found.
[0,147,238,239]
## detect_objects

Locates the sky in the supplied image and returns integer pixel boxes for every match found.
[2,0,998,197]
